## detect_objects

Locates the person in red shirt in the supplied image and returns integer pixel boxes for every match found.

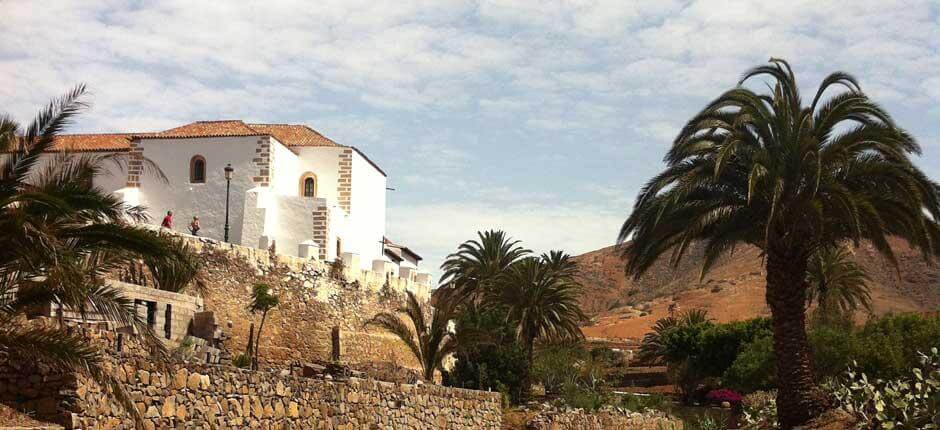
[161,211,173,229]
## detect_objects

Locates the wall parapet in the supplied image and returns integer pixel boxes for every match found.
[170,230,430,300]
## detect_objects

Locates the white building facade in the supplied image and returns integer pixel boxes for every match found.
[42,120,426,278]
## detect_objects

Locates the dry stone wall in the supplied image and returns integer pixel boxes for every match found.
[1,328,501,429]
[182,235,424,371]
[70,356,501,430]
[525,408,682,430]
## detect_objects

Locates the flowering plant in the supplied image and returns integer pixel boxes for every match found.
[706,388,743,405]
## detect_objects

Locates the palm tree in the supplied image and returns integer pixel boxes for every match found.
[438,230,530,304]
[248,283,279,370]
[638,309,709,363]
[619,59,940,428]
[365,290,457,381]
[0,86,183,421]
[487,252,586,368]
[806,246,871,324]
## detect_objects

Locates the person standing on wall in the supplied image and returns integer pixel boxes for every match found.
[189,216,200,236]
[161,210,173,229]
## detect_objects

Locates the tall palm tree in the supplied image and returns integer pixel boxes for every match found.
[487,252,586,367]
[366,290,457,381]
[438,230,530,304]
[806,246,871,323]
[0,86,181,422]
[619,59,940,428]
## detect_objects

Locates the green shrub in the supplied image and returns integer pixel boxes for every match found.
[614,392,668,412]
[445,307,529,403]
[696,318,772,378]
[723,335,776,393]
[740,390,777,429]
[812,313,940,381]
[532,345,586,394]
[232,353,251,369]
[828,347,939,429]
[561,382,606,410]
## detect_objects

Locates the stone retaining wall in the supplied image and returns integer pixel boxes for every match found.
[184,235,426,370]
[526,408,682,430]
[70,357,501,429]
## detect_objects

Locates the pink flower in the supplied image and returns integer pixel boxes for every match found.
[706,389,743,404]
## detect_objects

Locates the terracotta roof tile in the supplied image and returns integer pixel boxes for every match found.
[247,123,340,147]
[47,133,133,152]
[146,120,263,139]
[39,120,344,152]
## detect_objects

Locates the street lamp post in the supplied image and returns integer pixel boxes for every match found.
[223,164,234,242]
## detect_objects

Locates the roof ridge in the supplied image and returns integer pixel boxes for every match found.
[57,132,135,136]
[193,119,246,124]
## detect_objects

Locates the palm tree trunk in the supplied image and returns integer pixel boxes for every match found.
[766,248,830,428]
[254,312,268,370]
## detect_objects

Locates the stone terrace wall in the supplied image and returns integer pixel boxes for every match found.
[71,356,501,429]
[181,235,423,370]
[525,408,682,430]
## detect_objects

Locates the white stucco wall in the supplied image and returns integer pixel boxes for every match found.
[293,146,343,204]
[348,150,387,269]
[269,138,300,197]
[136,136,258,244]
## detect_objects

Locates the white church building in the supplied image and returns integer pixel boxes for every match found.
[47,120,427,280]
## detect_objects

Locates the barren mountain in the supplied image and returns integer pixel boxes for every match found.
[574,238,940,341]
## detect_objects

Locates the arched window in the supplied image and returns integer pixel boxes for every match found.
[190,156,206,183]
[299,172,317,197]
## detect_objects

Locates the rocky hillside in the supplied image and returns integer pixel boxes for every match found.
[574,238,940,340]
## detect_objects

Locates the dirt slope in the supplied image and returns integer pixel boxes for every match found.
[575,238,940,341]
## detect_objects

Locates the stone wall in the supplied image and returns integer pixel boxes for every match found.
[181,235,426,371]
[73,357,501,429]
[525,408,682,430]
[1,328,501,429]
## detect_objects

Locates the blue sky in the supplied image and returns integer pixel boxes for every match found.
[3,1,940,279]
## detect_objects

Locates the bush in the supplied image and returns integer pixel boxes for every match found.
[531,345,586,394]
[232,353,251,369]
[723,335,776,393]
[741,391,777,429]
[812,313,940,381]
[444,307,529,403]
[828,347,939,429]
[561,382,606,410]
[705,389,742,406]
[613,392,668,412]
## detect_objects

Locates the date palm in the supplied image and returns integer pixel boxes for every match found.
[639,309,709,363]
[488,251,586,366]
[0,86,181,422]
[438,230,530,304]
[366,290,457,381]
[619,59,940,428]
[806,245,871,323]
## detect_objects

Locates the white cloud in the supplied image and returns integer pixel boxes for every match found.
[4,0,940,282]
[388,200,625,281]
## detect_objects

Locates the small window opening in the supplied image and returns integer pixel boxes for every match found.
[164,304,172,339]
[190,156,206,183]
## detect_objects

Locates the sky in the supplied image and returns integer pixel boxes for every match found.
[3,1,940,280]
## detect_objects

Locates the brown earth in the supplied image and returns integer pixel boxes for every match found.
[575,238,940,342]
